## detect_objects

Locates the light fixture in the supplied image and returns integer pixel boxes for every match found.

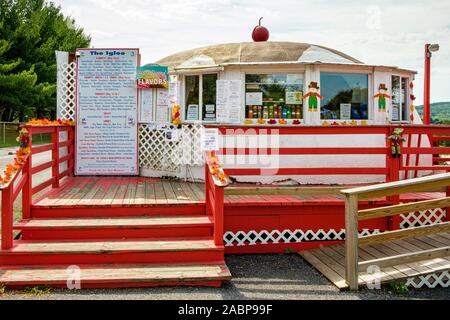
[427,44,440,56]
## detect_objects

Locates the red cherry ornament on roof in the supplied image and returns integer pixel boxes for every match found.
[252,17,270,42]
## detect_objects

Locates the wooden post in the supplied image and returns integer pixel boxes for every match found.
[1,185,14,250]
[52,127,60,188]
[205,164,212,216]
[27,127,33,218]
[22,157,32,220]
[387,148,402,230]
[68,127,75,177]
[446,186,450,223]
[345,194,359,290]
[214,186,224,247]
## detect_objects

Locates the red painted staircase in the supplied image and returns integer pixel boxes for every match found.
[0,204,231,289]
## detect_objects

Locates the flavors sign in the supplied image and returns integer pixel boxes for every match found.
[137,66,169,89]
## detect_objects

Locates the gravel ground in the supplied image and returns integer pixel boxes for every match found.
[0,254,448,300]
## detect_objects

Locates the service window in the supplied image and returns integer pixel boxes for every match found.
[391,75,409,122]
[245,74,304,120]
[320,72,369,120]
[184,74,218,122]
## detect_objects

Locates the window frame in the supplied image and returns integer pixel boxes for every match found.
[319,71,372,121]
[244,72,306,121]
[182,73,219,124]
[390,74,410,123]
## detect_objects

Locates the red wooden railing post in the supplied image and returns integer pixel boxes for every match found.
[68,127,75,176]
[214,186,224,247]
[205,164,212,216]
[22,156,32,220]
[386,128,402,230]
[52,127,60,188]
[1,184,14,250]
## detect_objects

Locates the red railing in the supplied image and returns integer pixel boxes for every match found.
[401,125,450,178]
[204,124,450,241]
[204,152,229,247]
[0,125,74,249]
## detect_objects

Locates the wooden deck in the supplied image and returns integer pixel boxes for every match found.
[32,176,444,208]
[300,232,450,290]
[33,177,206,207]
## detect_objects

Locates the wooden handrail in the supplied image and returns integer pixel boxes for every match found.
[342,172,450,199]
[0,125,74,250]
[342,172,450,290]
[204,151,229,247]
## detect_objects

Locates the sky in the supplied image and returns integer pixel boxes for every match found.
[52,0,450,104]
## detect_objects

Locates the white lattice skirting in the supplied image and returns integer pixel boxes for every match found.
[138,124,204,172]
[406,271,450,289]
[223,229,381,247]
[400,208,446,229]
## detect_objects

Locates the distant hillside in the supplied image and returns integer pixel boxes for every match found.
[416,102,450,124]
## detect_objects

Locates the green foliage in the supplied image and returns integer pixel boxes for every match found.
[0,0,90,122]
[24,285,53,296]
[416,102,450,125]
[389,281,409,295]
[284,248,297,255]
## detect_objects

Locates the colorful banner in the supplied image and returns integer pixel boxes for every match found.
[137,65,169,89]
[76,48,139,176]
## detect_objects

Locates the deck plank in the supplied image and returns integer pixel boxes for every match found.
[0,264,231,285]
[15,216,212,228]
[144,181,157,205]
[171,181,191,204]
[6,239,218,253]
[155,181,169,205]
[161,181,177,204]
[132,179,146,205]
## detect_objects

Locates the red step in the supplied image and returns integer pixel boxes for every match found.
[30,203,206,218]
[15,216,213,241]
[0,263,232,289]
[0,239,224,266]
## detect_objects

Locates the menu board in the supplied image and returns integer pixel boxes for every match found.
[76,49,139,175]
[216,80,242,124]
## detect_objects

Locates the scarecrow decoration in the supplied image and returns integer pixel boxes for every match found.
[373,84,391,112]
[303,82,323,112]
[387,128,406,158]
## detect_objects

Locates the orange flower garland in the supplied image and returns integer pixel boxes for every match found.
[0,129,31,186]
[206,152,229,185]
[26,118,75,126]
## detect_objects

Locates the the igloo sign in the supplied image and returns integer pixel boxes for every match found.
[75,48,139,176]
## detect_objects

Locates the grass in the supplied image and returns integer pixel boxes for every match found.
[0,124,51,148]
[389,281,409,295]
[23,285,53,296]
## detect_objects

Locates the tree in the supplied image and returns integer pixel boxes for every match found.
[0,0,90,122]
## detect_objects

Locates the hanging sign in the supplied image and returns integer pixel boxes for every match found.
[201,128,220,151]
[286,91,303,105]
[76,48,139,175]
[139,89,153,123]
[187,104,199,121]
[216,80,242,124]
[136,65,169,89]
[246,92,263,106]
